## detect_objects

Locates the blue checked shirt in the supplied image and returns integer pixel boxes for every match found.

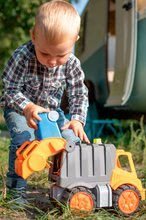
[0,41,88,125]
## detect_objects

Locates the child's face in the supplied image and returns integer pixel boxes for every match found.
[32,31,77,68]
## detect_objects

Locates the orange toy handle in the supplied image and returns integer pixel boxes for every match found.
[16,141,31,157]
[22,140,40,158]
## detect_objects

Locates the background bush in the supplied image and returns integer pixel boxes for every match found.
[0,0,48,73]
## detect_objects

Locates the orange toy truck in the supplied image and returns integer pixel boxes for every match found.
[15,112,146,215]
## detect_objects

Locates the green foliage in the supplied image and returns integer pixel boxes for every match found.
[143,147,146,176]
[129,116,146,164]
[0,0,47,72]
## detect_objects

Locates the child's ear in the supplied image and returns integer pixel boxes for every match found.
[30,27,35,43]
[76,35,80,41]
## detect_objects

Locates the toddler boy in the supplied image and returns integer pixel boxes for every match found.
[0,0,89,205]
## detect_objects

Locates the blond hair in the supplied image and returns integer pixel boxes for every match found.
[34,0,81,43]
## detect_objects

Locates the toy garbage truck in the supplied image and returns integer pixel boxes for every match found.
[49,141,146,215]
[15,112,146,215]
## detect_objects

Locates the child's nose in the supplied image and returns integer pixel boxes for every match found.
[47,58,57,67]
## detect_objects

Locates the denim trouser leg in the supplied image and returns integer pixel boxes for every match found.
[4,108,35,189]
[56,108,80,143]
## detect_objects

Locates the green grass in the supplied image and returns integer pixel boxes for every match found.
[0,110,7,131]
[0,118,146,219]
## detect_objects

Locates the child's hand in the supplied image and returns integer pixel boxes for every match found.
[23,102,50,129]
[61,120,90,144]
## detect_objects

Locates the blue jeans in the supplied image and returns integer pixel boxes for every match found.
[4,108,80,189]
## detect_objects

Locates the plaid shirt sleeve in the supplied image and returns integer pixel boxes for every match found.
[2,52,31,114]
[66,56,89,125]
